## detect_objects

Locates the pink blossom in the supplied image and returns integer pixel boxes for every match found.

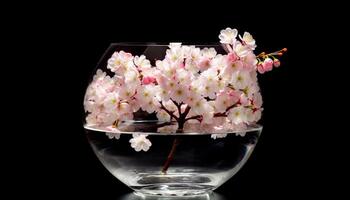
[185,92,202,107]
[227,52,239,63]
[231,70,252,90]
[253,93,263,108]
[222,60,243,80]
[155,74,169,89]
[228,89,242,101]
[118,84,137,100]
[214,90,239,113]
[191,98,208,115]
[201,47,217,58]
[142,76,157,85]
[239,95,249,106]
[142,97,160,113]
[175,69,192,85]
[107,51,133,74]
[170,84,189,104]
[197,58,210,71]
[242,52,258,70]
[201,104,214,124]
[134,55,151,70]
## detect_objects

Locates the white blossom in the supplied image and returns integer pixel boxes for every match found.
[228,106,249,125]
[219,28,238,44]
[240,32,256,50]
[129,134,152,152]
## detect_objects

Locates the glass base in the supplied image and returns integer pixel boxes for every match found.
[131,174,214,197]
[134,184,213,198]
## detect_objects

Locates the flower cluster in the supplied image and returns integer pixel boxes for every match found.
[84,28,286,151]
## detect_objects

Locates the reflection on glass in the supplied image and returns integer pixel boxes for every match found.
[116,192,228,200]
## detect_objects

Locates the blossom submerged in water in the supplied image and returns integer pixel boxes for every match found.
[84,27,286,151]
[129,134,152,152]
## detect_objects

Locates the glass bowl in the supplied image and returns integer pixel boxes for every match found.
[83,43,263,197]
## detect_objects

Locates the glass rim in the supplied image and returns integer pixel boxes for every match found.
[84,121,263,136]
[110,42,224,47]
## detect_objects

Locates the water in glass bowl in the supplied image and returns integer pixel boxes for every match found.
[85,121,262,197]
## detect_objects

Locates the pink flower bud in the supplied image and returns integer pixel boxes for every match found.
[263,58,273,72]
[142,76,156,85]
[257,62,265,74]
[273,59,281,67]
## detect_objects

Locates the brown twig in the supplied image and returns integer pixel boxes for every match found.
[162,103,238,174]
[161,103,190,174]
[159,101,179,121]
[184,103,238,121]
[185,115,201,122]
[182,105,191,118]
[171,99,183,116]
[256,48,288,59]
[161,137,181,174]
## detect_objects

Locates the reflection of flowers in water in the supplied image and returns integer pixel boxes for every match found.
[105,126,121,139]
[211,133,228,139]
[116,192,228,200]
[105,132,120,139]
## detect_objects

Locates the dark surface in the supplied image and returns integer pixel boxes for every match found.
[4,2,345,199]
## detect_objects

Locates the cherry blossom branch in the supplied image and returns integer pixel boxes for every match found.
[174,104,191,132]
[161,104,190,174]
[159,101,179,121]
[185,115,202,122]
[223,103,237,113]
[214,113,227,117]
[182,105,191,119]
[171,99,183,118]
[185,103,238,122]
[256,48,287,59]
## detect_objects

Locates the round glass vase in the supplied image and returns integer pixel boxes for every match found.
[83,43,263,197]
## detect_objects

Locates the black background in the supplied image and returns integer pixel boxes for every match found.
[4,1,346,199]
